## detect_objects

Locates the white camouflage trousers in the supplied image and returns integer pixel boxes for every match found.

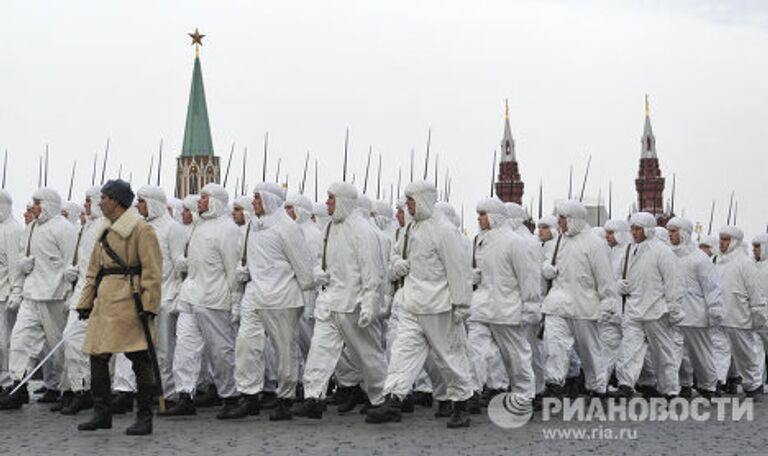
[173,302,237,398]
[9,299,67,386]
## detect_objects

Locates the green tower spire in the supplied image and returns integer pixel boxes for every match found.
[181,31,213,157]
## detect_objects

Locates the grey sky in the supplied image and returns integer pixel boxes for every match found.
[1,0,766,237]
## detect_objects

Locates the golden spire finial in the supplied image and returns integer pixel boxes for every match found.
[504,99,509,120]
[189,28,205,57]
[644,94,650,117]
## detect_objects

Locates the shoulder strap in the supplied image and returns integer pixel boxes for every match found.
[321,222,332,271]
[401,222,413,260]
[99,229,136,273]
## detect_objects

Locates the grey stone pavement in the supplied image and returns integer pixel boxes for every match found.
[1,386,766,456]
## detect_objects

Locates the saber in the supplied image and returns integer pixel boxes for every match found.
[67,161,77,201]
[538,180,543,219]
[300,151,310,195]
[397,167,402,199]
[91,153,98,186]
[314,160,318,203]
[262,132,269,183]
[44,145,49,187]
[490,150,497,197]
[342,128,349,182]
[707,200,715,235]
[222,143,235,187]
[608,180,613,219]
[147,155,154,185]
[241,147,247,195]
[578,154,591,203]
[377,154,382,200]
[434,154,439,188]
[275,157,281,184]
[10,336,67,396]
[423,128,431,180]
[100,139,110,185]
[362,146,372,194]
[409,148,414,183]
[156,139,163,186]
[1,149,7,189]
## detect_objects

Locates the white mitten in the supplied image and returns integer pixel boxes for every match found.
[313,265,330,288]
[617,279,631,296]
[174,256,188,276]
[64,265,79,284]
[542,264,558,280]
[472,268,482,286]
[358,303,374,328]
[392,258,410,279]
[18,256,35,275]
[235,265,251,283]
[452,305,470,324]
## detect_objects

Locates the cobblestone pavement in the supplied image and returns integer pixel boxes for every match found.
[1,386,766,456]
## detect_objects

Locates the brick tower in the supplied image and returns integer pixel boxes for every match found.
[495,100,524,203]
[635,95,666,221]
[175,29,220,198]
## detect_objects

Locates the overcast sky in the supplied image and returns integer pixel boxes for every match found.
[1,0,767,237]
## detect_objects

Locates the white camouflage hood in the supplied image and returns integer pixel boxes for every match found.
[32,187,62,224]
[404,180,436,222]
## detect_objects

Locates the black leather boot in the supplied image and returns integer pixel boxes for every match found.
[0,382,27,410]
[193,384,221,407]
[125,384,153,435]
[217,396,250,419]
[62,391,94,415]
[78,364,112,431]
[158,392,196,416]
[337,385,364,414]
[446,400,471,428]
[269,398,293,421]
[292,398,324,419]
[259,391,279,410]
[38,389,61,403]
[412,391,433,408]
[400,393,415,413]
[434,400,452,418]
[51,390,74,412]
[467,391,482,415]
[111,391,134,414]
[365,394,402,423]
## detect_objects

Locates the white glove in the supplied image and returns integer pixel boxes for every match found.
[18,256,35,275]
[358,303,374,328]
[521,302,542,325]
[303,305,315,321]
[7,294,22,312]
[708,306,723,327]
[471,268,482,286]
[617,279,630,296]
[64,265,79,284]
[314,266,330,288]
[174,256,188,276]
[541,263,558,280]
[231,308,241,325]
[599,308,616,324]
[392,258,410,279]
[751,308,767,330]
[235,265,251,283]
[667,307,685,326]
[452,305,470,324]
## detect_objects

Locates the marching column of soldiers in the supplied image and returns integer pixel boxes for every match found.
[0,178,767,435]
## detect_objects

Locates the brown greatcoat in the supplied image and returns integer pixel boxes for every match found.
[77,207,162,354]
